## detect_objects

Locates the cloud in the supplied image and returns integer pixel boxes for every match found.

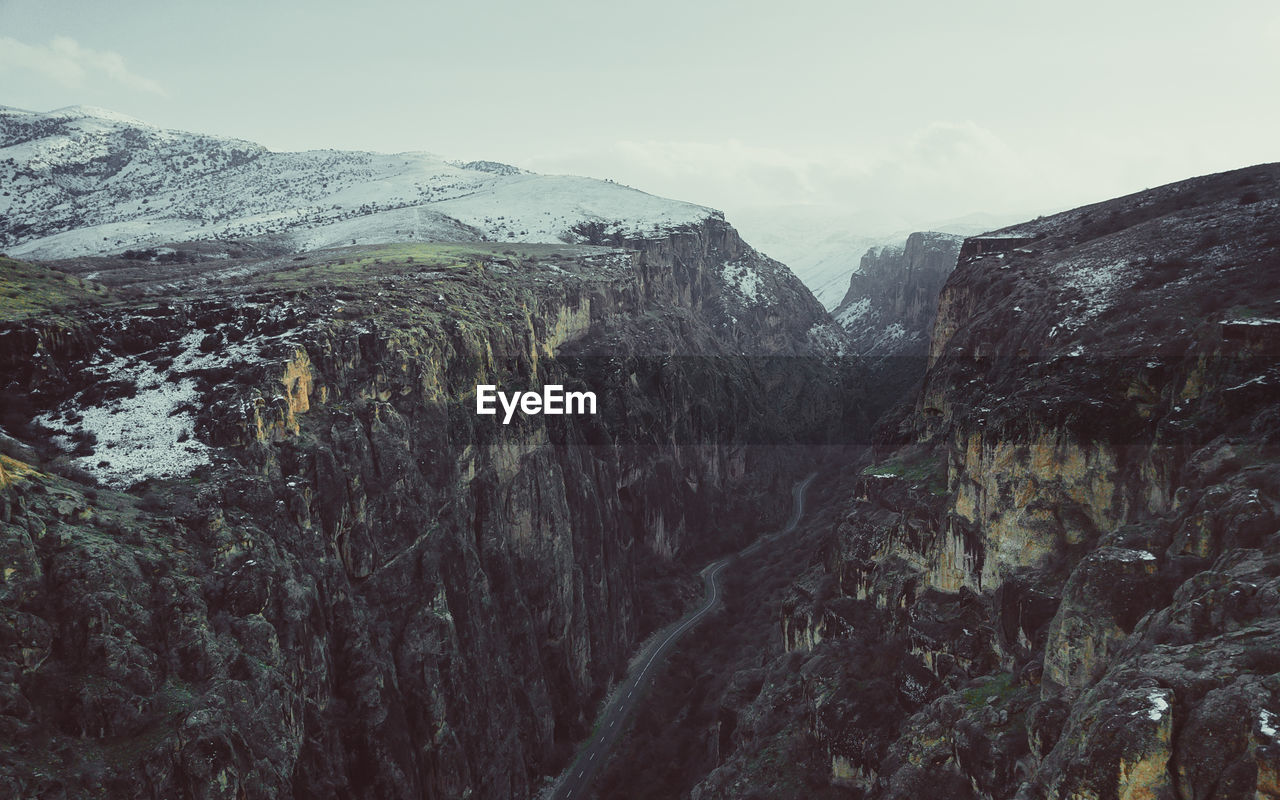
[526,121,1047,232]
[0,35,166,96]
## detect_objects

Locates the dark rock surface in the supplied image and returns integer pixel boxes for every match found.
[832,231,964,358]
[692,163,1280,799]
[0,218,857,798]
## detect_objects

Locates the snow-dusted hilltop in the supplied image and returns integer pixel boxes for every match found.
[0,105,718,259]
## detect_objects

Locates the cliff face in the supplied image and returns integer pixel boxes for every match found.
[832,231,964,358]
[0,218,853,798]
[694,164,1280,799]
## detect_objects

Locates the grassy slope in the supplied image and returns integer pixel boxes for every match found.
[0,256,108,322]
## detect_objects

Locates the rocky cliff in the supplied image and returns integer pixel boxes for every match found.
[832,231,964,358]
[693,163,1280,799]
[0,212,855,798]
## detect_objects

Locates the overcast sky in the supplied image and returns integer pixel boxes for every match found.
[2,0,1278,234]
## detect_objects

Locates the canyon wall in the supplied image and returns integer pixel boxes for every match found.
[833,231,964,358]
[0,219,854,798]
[696,164,1280,799]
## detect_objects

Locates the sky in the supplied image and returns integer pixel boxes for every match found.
[2,0,1279,237]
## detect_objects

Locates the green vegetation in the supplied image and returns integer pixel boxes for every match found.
[1225,305,1274,320]
[861,451,948,495]
[261,242,481,285]
[0,256,108,321]
[256,241,601,289]
[960,672,1017,710]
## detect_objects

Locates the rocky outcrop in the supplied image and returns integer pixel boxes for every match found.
[694,163,1280,799]
[0,217,853,798]
[832,231,963,357]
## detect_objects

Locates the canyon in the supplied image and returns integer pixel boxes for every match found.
[3,105,1280,800]
[0,213,854,797]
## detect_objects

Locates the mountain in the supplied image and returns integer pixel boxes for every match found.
[690,163,1280,799]
[0,107,860,799]
[832,230,964,357]
[0,105,718,260]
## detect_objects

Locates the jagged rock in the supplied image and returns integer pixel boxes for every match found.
[696,163,1280,800]
[833,231,964,358]
[1041,547,1165,695]
[0,206,854,798]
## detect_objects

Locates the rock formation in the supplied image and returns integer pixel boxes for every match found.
[833,231,964,358]
[0,211,855,798]
[694,163,1280,800]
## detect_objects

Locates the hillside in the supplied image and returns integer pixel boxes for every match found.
[0,105,716,260]
[832,231,964,357]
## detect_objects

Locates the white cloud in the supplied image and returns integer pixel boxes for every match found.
[0,35,166,96]
[526,121,1048,233]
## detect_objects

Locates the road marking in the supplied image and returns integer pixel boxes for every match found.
[590,752,596,761]
[578,770,584,778]
[609,720,615,727]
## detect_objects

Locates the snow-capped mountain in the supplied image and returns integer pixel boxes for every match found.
[0,105,717,259]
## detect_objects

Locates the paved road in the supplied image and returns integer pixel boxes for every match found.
[547,472,818,800]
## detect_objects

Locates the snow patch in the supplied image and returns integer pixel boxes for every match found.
[1145,690,1170,722]
[835,297,871,326]
[1227,375,1270,392]
[1110,548,1157,562]
[720,257,765,303]
[38,351,210,489]
[806,320,848,356]
[1053,256,1131,330]
[33,307,302,488]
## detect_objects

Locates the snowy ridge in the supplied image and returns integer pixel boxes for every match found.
[0,105,716,259]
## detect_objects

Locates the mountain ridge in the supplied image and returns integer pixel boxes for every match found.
[0,105,720,261]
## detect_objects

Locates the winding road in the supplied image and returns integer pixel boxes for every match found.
[547,472,817,800]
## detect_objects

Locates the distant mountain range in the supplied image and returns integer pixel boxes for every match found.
[0,105,718,260]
